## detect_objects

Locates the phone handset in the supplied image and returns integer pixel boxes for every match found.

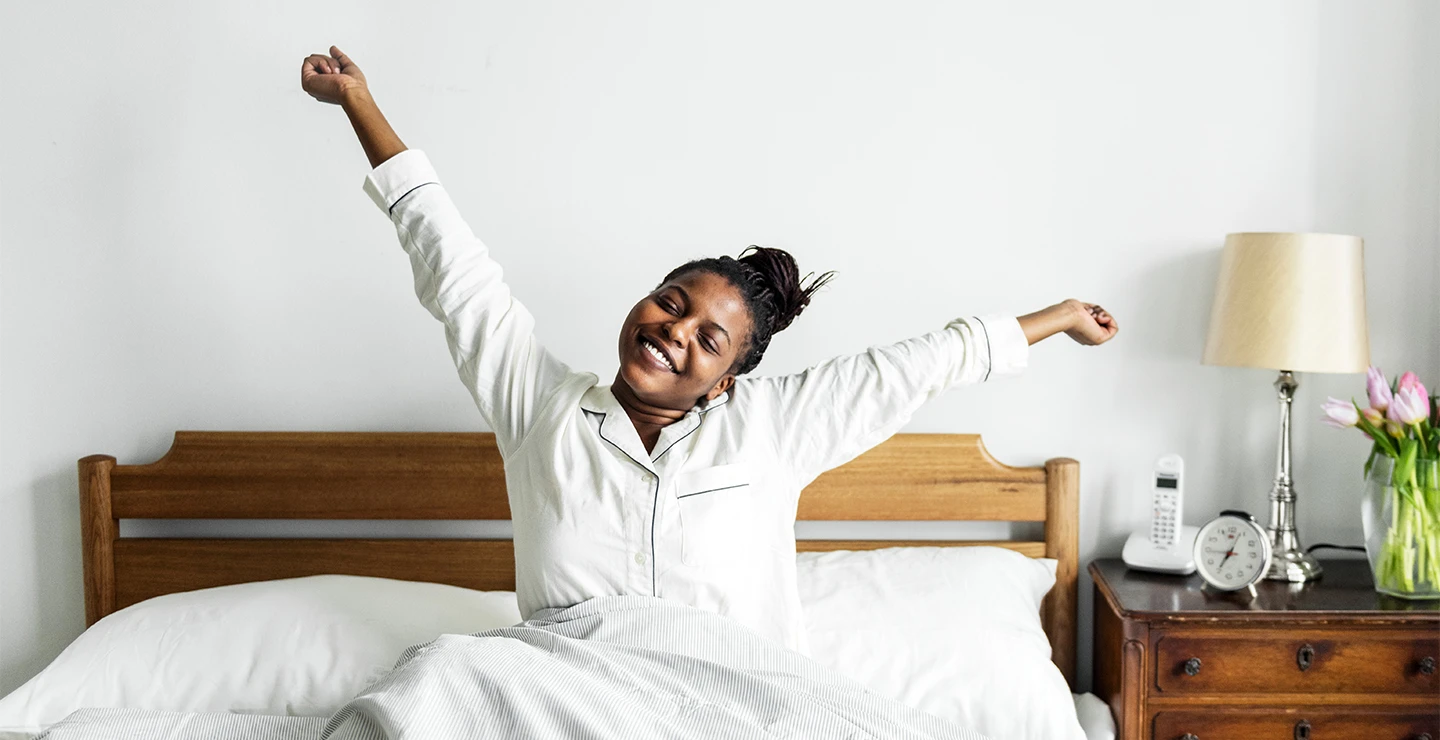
[1149,454,1184,549]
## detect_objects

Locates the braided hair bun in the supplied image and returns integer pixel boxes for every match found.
[661,245,835,375]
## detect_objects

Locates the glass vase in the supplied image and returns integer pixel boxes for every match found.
[1361,455,1440,599]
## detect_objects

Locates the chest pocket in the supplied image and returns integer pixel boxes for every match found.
[674,463,753,567]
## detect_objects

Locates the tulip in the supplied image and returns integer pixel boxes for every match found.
[1388,380,1430,426]
[1367,366,1393,413]
[1362,407,1384,426]
[1397,371,1428,403]
[1320,397,1359,428]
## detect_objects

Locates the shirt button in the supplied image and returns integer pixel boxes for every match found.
[634,552,647,566]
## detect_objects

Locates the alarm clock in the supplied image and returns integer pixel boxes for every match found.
[1192,510,1272,591]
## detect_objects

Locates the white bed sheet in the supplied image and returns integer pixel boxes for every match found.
[1073,693,1117,740]
[3,696,1115,740]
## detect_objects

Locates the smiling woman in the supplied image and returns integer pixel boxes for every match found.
[614,249,834,451]
[301,45,1117,659]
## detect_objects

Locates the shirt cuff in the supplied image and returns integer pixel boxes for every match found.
[361,149,439,215]
[970,313,1029,381]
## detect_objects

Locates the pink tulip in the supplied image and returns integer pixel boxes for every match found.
[1388,380,1429,426]
[1397,371,1428,403]
[1367,366,1393,412]
[1320,397,1359,428]
[1362,407,1384,426]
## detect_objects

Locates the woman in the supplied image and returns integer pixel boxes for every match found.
[301,46,1117,655]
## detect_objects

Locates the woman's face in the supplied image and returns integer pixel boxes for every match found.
[617,270,753,411]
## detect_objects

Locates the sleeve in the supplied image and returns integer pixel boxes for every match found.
[743,314,1028,485]
[362,149,576,457]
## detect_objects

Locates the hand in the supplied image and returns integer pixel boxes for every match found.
[301,45,368,105]
[1061,299,1118,346]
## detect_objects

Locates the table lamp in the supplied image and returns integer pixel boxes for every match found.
[1202,232,1370,583]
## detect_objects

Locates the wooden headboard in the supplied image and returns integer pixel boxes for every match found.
[78,431,1079,685]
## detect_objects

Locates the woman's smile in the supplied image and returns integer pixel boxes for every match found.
[637,335,678,374]
[614,271,753,415]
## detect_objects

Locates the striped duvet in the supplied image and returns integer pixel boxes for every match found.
[38,595,989,739]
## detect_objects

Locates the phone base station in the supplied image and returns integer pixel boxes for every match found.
[1122,526,1200,575]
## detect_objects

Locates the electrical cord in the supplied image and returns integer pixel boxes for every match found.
[1306,543,1367,554]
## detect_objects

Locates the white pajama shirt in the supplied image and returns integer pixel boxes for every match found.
[361,150,1029,654]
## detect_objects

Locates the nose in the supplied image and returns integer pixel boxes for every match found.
[662,316,698,347]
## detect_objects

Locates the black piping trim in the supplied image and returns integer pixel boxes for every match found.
[388,182,437,216]
[974,316,993,382]
[676,483,749,499]
[653,425,697,463]
[588,391,732,596]
[594,411,659,595]
[649,482,658,593]
[653,393,728,462]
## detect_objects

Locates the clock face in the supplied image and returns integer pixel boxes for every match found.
[1193,514,1271,590]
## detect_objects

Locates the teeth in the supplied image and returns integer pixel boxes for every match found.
[642,339,675,371]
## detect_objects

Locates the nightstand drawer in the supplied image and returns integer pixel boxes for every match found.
[1154,631,1440,695]
[1152,708,1439,740]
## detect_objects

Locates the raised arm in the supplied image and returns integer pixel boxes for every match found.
[743,300,1116,485]
[301,46,577,456]
[302,46,406,168]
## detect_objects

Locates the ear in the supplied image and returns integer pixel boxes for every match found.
[704,374,735,403]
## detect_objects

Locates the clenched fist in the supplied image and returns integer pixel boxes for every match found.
[1063,300,1118,346]
[301,45,367,105]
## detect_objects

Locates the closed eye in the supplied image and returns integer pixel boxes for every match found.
[655,297,719,354]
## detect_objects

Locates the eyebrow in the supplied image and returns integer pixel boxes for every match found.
[670,285,731,346]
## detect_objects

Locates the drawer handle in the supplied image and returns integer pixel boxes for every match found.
[1294,719,1311,740]
[1296,644,1314,671]
[1420,656,1437,676]
[1416,734,1432,740]
[1180,734,1199,740]
[1182,657,1202,676]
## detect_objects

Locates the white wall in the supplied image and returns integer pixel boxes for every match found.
[2,0,1436,696]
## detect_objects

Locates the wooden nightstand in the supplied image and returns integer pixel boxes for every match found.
[1090,558,1440,740]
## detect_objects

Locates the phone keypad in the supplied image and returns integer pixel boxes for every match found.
[1151,489,1179,547]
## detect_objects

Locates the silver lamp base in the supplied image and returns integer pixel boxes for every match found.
[1265,528,1324,582]
[1262,370,1322,584]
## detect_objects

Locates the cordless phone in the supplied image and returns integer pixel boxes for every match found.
[1122,454,1199,575]
[1149,454,1183,548]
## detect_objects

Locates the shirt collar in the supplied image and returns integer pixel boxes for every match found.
[578,383,731,415]
[580,384,731,466]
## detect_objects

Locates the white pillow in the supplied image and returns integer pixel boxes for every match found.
[0,575,522,737]
[796,546,1085,740]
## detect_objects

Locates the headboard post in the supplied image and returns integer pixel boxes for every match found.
[1043,457,1079,687]
[78,454,118,627]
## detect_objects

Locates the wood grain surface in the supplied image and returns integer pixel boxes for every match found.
[1090,559,1440,740]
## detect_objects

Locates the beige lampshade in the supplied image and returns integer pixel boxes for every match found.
[1202,232,1369,373]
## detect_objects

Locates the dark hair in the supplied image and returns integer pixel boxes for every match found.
[660,245,835,375]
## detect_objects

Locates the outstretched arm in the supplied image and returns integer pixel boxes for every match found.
[745,300,1118,486]
[300,46,575,456]
[301,45,407,168]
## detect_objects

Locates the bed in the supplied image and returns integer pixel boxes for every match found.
[1,430,1114,738]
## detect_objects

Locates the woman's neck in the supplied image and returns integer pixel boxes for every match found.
[610,375,689,453]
